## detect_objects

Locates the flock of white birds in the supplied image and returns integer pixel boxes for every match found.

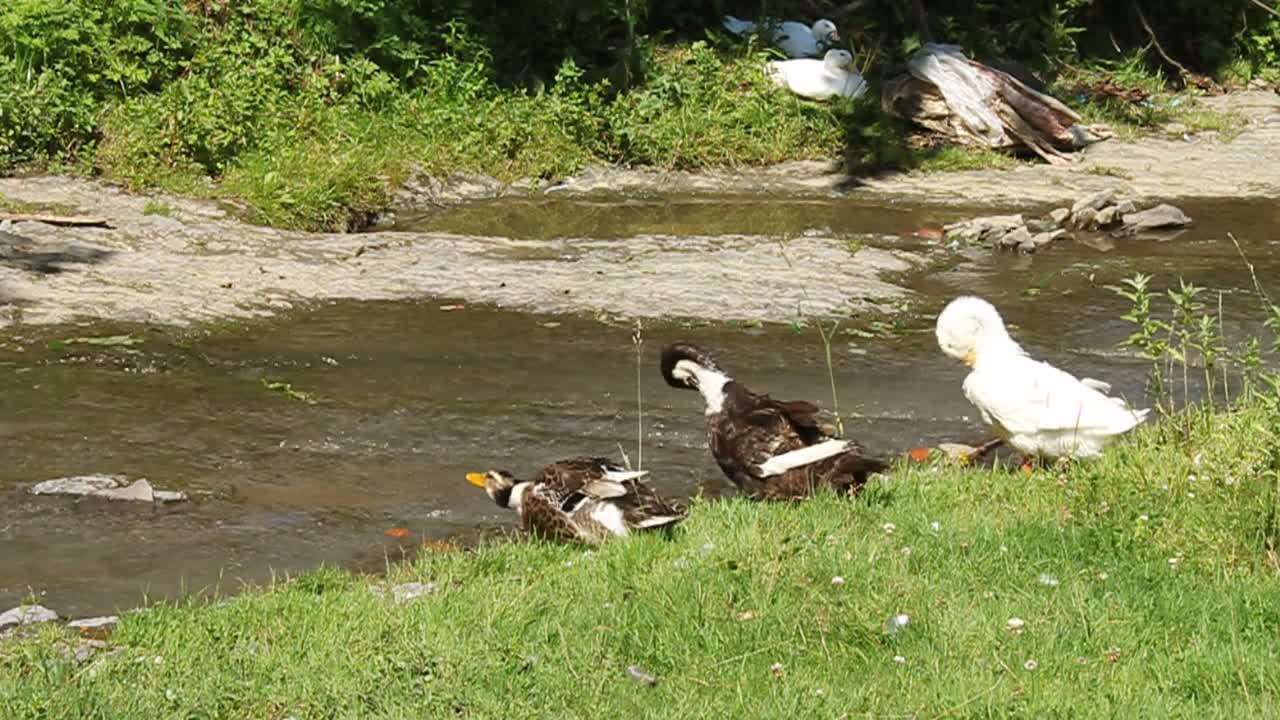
[721,14,868,101]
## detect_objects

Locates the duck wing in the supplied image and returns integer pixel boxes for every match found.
[963,356,1149,437]
[520,484,583,542]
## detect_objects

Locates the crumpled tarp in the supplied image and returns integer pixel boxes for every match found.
[883,43,1110,163]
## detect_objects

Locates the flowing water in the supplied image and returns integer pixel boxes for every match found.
[2,196,1277,616]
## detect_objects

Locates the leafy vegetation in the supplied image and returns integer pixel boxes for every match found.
[1,0,1277,230]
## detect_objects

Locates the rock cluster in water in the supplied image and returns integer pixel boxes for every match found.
[29,474,188,503]
[943,190,1193,253]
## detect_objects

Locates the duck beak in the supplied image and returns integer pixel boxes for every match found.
[963,349,977,367]
[465,472,488,488]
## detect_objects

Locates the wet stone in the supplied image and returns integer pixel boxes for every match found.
[1031,229,1069,248]
[1094,206,1120,227]
[1114,200,1137,215]
[0,604,58,628]
[1025,218,1058,233]
[1070,207,1097,230]
[1071,188,1117,214]
[1049,207,1071,225]
[996,226,1032,249]
[1123,203,1193,230]
[29,474,188,503]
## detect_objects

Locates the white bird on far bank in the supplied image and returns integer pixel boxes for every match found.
[722,15,839,58]
[766,49,867,101]
[935,296,1150,463]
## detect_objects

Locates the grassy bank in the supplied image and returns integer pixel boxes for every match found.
[2,1,1274,232]
[4,398,1279,718]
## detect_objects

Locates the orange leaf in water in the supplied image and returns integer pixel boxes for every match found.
[907,447,931,462]
[384,527,411,538]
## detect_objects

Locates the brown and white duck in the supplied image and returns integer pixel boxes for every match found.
[465,457,686,545]
[660,342,889,500]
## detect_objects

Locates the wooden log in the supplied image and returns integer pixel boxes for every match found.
[0,212,112,228]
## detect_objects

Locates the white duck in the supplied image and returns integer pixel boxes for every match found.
[766,49,867,101]
[935,296,1150,463]
[722,16,839,58]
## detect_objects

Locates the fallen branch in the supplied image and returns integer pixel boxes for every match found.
[0,212,112,228]
[1245,0,1280,21]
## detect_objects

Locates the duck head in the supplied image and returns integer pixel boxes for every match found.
[935,296,1022,368]
[822,49,854,71]
[812,19,840,45]
[465,470,525,509]
[661,342,732,414]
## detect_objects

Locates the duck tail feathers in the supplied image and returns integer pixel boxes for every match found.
[635,514,684,529]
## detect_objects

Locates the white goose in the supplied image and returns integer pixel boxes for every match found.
[935,296,1150,462]
[722,16,839,58]
[766,49,867,101]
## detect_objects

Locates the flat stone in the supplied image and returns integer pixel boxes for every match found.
[1025,218,1057,233]
[1071,188,1116,215]
[29,474,187,503]
[1070,207,1097,230]
[944,214,1025,246]
[372,581,440,603]
[1094,206,1119,227]
[1049,208,1071,225]
[1114,200,1137,214]
[996,226,1032,249]
[1017,239,1037,253]
[67,615,120,630]
[1031,229,1069,248]
[0,604,58,628]
[1123,203,1192,230]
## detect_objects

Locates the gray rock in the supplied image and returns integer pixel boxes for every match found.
[1114,200,1137,215]
[0,604,58,628]
[372,581,440,603]
[56,639,108,664]
[1049,208,1071,225]
[68,615,120,630]
[996,226,1032,249]
[29,474,187,503]
[1031,229,1070,248]
[1071,189,1116,215]
[1123,204,1192,230]
[1093,206,1119,227]
[944,214,1025,246]
[1025,219,1058,233]
[1070,207,1097,230]
[1017,239,1037,254]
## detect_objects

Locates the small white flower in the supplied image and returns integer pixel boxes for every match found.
[1138,514,1149,522]
[1097,571,1109,581]
[894,613,911,627]
[1037,573,1059,587]
[1188,492,1196,498]
[930,520,941,532]
[815,688,825,697]
[700,542,715,555]
[892,655,906,664]
[882,522,897,535]
[1007,617,1026,631]
[1024,659,1038,671]
[831,576,845,586]
[999,545,1009,553]
[901,546,913,557]
[165,688,176,701]
[1188,474,1198,482]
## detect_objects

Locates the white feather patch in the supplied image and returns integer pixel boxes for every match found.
[508,483,529,510]
[1080,377,1112,393]
[584,480,629,499]
[590,502,629,536]
[754,438,851,477]
[600,469,648,483]
[635,514,682,529]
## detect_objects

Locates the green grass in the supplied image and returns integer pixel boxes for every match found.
[141,199,174,217]
[3,400,1279,718]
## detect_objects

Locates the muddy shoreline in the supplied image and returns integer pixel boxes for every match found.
[1,91,1277,330]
